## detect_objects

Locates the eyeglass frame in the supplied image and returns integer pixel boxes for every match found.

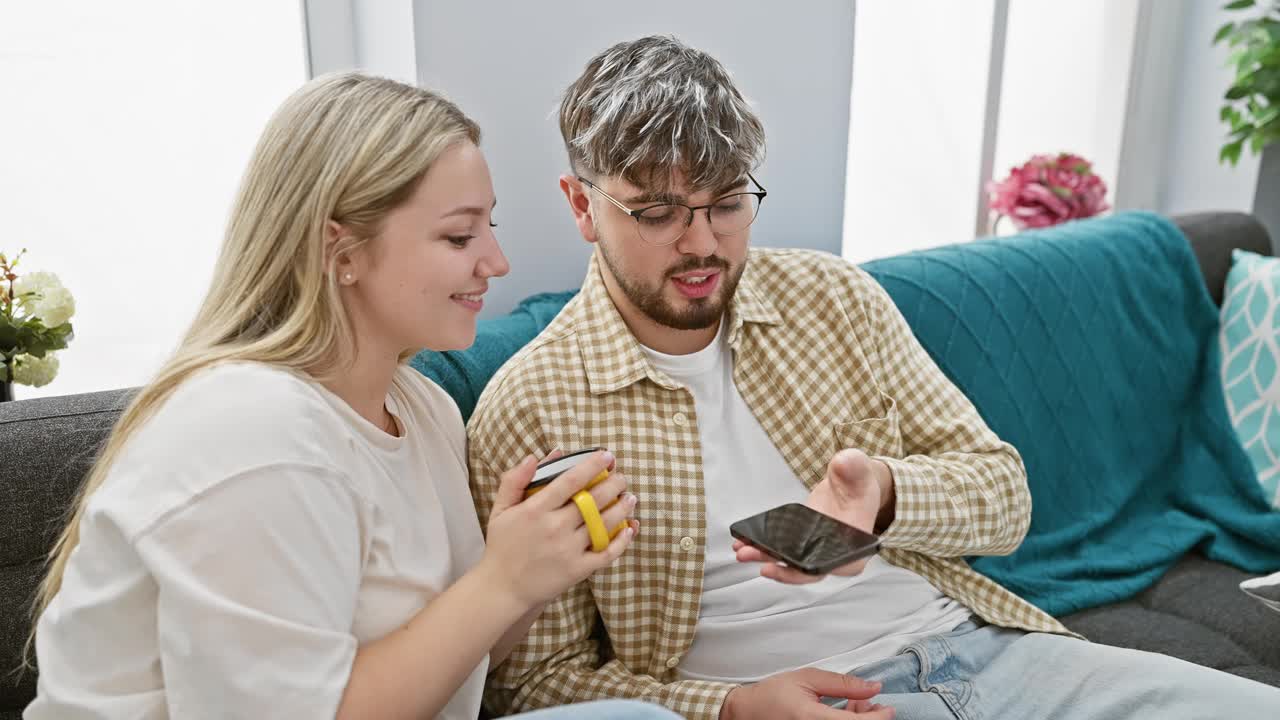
[576,173,768,246]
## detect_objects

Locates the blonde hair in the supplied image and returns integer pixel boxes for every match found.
[26,72,480,657]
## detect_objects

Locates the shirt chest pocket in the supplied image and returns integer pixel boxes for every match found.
[832,394,903,459]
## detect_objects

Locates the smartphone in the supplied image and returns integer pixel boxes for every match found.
[524,447,607,496]
[729,503,881,575]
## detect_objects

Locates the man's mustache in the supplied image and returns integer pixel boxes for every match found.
[666,257,730,278]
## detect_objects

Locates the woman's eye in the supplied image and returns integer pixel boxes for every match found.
[489,221,498,228]
[446,235,473,247]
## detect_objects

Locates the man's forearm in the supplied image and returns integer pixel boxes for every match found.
[876,447,1030,556]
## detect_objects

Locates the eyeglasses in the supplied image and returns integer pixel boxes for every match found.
[578,174,767,247]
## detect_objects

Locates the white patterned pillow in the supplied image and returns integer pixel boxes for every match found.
[1221,249,1280,509]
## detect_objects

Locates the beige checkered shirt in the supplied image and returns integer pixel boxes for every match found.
[468,248,1069,719]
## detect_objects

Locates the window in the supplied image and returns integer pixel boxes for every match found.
[2,2,307,398]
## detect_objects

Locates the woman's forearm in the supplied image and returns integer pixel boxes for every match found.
[336,560,528,720]
[491,602,546,667]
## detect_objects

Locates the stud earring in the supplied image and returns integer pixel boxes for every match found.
[343,273,353,282]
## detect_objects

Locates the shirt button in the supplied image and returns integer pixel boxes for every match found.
[672,412,688,427]
[679,536,695,551]
[666,655,681,668]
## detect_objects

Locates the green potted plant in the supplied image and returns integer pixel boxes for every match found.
[0,250,76,401]
[1215,0,1280,166]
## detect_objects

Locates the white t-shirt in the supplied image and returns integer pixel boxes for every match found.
[640,322,972,684]
[26,362,488,720]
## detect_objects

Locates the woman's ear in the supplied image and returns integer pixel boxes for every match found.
[326,220,359,286]
[559,174,599,244]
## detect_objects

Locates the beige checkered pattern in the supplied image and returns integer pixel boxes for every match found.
[468,248,1070,720]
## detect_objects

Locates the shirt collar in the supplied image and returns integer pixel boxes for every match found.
[572,250,781,395]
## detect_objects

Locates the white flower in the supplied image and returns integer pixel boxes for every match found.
[34,285,75,327]
[13,271,75,327]
[12,352,59,387]
[13,271,58,302]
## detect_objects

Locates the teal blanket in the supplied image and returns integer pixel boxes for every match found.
[862,212,1280,615]
[414,212,1280,617]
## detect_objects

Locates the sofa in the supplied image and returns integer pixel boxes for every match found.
[2,211,1279,718]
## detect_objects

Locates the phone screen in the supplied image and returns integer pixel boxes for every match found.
[729,503,880,574]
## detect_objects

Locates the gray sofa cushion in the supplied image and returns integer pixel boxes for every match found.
[0,388,135,713]
[1061,553,1280,687]
[1178,211,1273,304]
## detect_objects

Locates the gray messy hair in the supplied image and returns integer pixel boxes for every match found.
[558,35,766,193]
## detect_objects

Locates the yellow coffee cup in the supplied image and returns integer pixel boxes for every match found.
[526,449,628,552]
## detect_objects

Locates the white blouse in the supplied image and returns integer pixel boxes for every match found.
[27,362,488,719]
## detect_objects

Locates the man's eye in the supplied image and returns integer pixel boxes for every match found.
[639,207,680,226]
[446,235,473,247]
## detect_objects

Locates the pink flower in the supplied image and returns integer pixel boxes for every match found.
[986,153,1110,231]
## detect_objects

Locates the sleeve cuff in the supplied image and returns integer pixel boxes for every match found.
[873,456,937,547]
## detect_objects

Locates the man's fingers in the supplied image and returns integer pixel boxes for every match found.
[734,543,844,583]
[812,704,894,720]
[802,670,882,701]
[831,558,871,577]
[761,562,823,585]
[827,449,870,487]
[735,544,772,563]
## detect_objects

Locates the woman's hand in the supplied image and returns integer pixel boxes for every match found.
[481,450,638,608]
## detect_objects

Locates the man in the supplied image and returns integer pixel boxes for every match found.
[468,35,1280,720]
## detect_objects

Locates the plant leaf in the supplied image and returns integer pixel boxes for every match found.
[1216,21,1238,44]
[0,318,18,355]
[1225,0,1256,10]
[1227,83,1254,100]
[1221,138,1246,165]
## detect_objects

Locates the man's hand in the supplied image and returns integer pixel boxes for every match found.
[718,669,893,720]
[734,449,894,584]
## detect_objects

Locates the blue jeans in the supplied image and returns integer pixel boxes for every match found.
[510,700,681,719]
[830,620,1280,718]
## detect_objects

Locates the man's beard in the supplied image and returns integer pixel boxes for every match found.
[597,236,745,331]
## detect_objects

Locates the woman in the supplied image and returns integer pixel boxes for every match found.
[25,73,676,720]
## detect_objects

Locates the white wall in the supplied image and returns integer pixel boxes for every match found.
[1161,0,1263,215]
[304,0,418,83]
[1,1,307,399]
[842,0,999,263]
[412,0,856,318]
